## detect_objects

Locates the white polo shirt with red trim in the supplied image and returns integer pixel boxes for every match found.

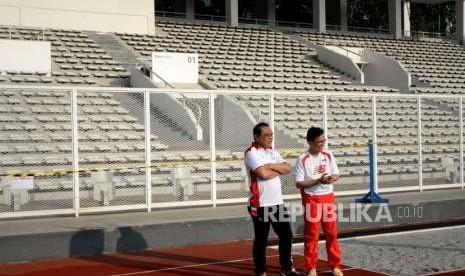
[244,142,285,208]
[294,150,339,196]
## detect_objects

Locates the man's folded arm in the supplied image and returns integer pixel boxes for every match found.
[255,166,280,180]
[266,163,291,175]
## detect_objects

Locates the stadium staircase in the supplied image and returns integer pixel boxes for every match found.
[86,31,142,70]
[285,33,359,84]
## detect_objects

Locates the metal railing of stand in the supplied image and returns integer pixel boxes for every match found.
[155,11,187,19]
[142,65,174,89]
[6,25,46,41]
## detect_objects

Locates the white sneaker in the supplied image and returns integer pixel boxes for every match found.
[307,268,317,276]
[332,268,343,276]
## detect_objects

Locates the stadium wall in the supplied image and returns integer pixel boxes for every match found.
[314,45,364,83]
[363,49,411,92]
[0,0,155,34]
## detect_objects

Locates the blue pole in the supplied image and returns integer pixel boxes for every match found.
[369,140,375,193]
[356,139,389,204]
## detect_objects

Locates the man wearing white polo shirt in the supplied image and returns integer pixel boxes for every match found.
[245,122,303,276]
[294,127,343,276]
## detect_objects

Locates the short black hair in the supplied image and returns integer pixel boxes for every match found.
[253,122,269,140]
[306,127,324,142]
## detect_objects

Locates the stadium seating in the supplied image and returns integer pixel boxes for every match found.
[116,21,362,91]
[296,30,465,91]
[0,26,130,86]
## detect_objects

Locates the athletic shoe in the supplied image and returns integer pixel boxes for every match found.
[307,268,317,276]
[280,267,304,276]
[332,268,343,276]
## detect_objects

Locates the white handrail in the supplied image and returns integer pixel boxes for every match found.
[360,43,367,73]
[1,83,464,99]
[142,65,175,89]
[181,95,203,123]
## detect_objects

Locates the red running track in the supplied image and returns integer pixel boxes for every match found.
[0,241,463,276]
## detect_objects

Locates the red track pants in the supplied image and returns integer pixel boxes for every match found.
[301,192,341,272]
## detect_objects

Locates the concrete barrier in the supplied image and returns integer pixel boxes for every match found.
[130,67,203,141]
[314,45,363,83]
[363,49,411,92]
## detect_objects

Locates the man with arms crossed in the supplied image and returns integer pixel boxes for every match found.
[245,122,303,276]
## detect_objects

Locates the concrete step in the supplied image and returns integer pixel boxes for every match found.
[86,31,142,68]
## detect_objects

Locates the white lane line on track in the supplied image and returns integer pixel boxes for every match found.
[337,224,465,241]
[290,251,394,276]
[271,225,465,276]
[282,224,465,247]
[101,254,280,276]
[418,267,465,276]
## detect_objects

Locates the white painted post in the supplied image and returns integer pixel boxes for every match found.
[71,88,80,217]
[144,89,152,211]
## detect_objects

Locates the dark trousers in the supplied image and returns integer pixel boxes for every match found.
[249,205,293,274]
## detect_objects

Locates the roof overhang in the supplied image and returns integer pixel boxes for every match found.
[410,0,453,4]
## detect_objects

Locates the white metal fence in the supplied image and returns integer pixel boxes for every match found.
[0,85,464,219]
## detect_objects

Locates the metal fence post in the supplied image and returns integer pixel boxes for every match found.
[71,88,80,217]
[460,98,464,189]
[209,92,217,207]
[417,96,423,191]
[269,92,275,149]
[356,95,388,204]
[144,89,152,212]
[323,95,328,149]
[372,96,379,192]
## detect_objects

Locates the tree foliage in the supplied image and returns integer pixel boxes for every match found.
[347,0,455,34]
[155,0,457,35]
[347,0,389,30]
[410,2,455,35]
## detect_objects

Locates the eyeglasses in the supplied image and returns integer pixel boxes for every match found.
[313,138,326,144]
